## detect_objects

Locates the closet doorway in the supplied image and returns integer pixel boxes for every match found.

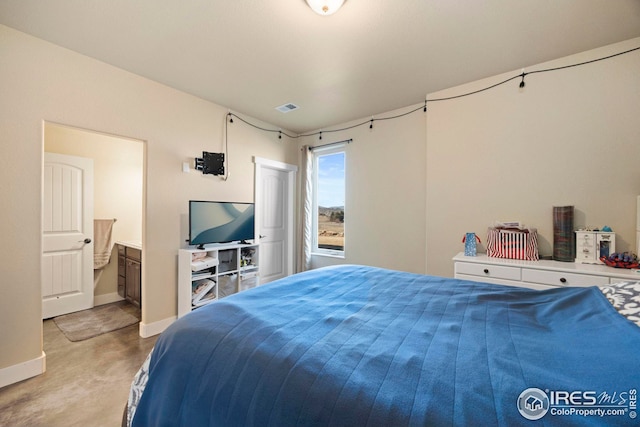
[254,157,297,283]
[43,122,145,317]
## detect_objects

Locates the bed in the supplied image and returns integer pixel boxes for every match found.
[125,265,640,426]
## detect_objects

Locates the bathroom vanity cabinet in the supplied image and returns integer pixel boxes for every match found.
[117,243,141,308]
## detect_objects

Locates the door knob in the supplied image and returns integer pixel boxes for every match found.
[79,238,92,244]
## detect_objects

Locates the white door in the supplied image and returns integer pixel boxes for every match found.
[42,153,94,319]
[255,158,297,284]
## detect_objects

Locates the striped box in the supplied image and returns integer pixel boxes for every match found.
[487,227,539,261]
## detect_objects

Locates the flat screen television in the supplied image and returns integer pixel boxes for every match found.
[189,201,255,248]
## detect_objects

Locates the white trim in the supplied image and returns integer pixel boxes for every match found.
[93,292,125,306]
[0,351,46,388]
[311,147,346,256]
[138,316,176,338]
[254,156,298,172]
[310,250,345,259]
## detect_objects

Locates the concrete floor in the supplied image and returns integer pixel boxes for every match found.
[0,302,158,427]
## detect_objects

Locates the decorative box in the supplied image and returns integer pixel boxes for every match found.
[486,227,539,261]
[575,231,615,264]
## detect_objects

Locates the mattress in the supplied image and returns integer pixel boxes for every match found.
[127,265,640,426]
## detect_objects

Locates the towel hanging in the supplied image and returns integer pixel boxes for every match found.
[94,219,116,269]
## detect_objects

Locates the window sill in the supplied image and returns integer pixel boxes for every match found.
[311,251,345,259]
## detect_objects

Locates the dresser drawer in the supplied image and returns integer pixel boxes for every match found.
[521,269,609,287]
[575,251,595,262]
[455,262,521,281]
[453,253,640,291]
[576,233,596,245]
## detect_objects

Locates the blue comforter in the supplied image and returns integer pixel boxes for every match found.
[132,265,640,426]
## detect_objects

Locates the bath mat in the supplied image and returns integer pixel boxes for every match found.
[53,304,139,342]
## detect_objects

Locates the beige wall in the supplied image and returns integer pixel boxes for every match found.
[299,37,640,280]
[44,123,144,296]
[0,25,297,377]
[301,104,427,274]
[426,37,640,277]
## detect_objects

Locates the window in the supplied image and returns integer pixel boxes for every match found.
[312,146,345,256]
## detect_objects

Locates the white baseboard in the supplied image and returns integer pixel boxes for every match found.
[139,316,176,338]
[0,351,46,389]
[94,292,125,306]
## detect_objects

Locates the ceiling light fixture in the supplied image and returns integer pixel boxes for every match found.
[305,0,345,16]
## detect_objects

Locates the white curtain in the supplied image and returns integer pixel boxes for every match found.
[297,145,314,272]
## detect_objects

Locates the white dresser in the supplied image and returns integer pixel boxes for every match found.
[453,252,640,290]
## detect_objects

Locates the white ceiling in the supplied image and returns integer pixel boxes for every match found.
[1,1,639,134]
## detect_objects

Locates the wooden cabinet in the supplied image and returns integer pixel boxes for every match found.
[118,244,141,307]
[117,245,126,298]
[178,243,259,318]
[453,252,640,290]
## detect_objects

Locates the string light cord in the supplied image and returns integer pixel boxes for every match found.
[227,103,426,140]
[228,112,298,138]
[527,45,640,76]
[427,74,523,103]
[300,104,426,136]
[226,46,639,137]
[221,112,230,180]
[428,45,639,102]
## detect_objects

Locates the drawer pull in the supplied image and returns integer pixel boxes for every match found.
[559,277,567,283]
[483,269,489,274]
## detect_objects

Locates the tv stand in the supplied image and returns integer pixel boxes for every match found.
[178,242,259,317]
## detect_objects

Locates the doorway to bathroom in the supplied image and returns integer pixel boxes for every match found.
[43,122,145,319]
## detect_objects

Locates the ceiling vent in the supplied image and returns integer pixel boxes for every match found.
[275,103,300,113]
